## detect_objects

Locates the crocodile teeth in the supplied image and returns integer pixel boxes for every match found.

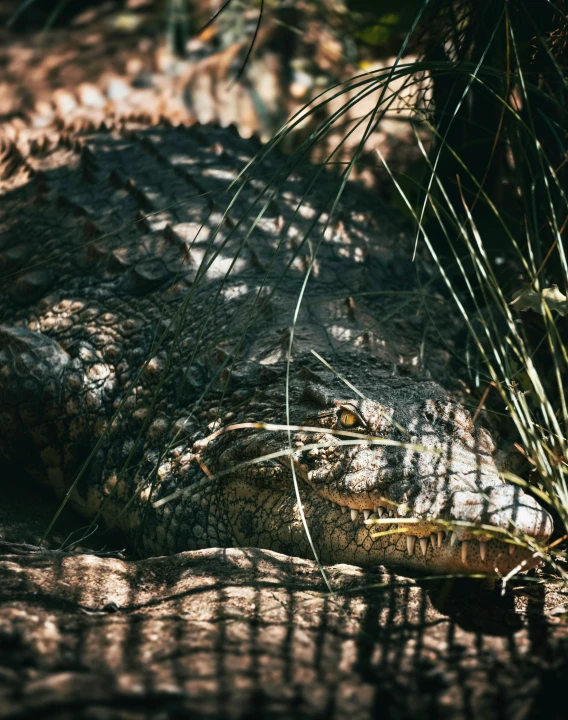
[419,538,428,557]
[341,506,347,514]
[350,509,359,522]
[461,540,468,564]
[437,531,444,547]
[479,541,487,562]
[406,535,416,556]
[430,534,436,550]
[375,507,384,517]
[363,510,372,522]
[450,532,458,547]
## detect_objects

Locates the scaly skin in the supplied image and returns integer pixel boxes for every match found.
[0,121,553,575]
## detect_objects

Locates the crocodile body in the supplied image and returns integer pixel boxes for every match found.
[0,120,552,574]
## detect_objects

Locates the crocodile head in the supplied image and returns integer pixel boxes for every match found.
[210,359,553,575]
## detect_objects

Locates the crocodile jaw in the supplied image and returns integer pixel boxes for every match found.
[304,491,551,574]
[216,429,553,575]
[221,470,552,576]
[294,457,553,574]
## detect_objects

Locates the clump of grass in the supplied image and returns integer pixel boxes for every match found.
[407,0,568,540]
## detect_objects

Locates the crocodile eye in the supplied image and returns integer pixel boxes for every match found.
[339,409,360,428]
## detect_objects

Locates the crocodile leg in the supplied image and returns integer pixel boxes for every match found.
[0,325,118,515]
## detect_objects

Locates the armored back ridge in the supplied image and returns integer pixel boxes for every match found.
[0,121,552,574]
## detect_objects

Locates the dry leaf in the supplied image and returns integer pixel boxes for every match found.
[510,285,567,316]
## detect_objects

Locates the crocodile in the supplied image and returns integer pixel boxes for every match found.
[0,119,553,575]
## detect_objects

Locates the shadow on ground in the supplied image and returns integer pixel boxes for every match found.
[0,480,566,720]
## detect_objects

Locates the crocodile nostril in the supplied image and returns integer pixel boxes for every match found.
[511,497,553,541]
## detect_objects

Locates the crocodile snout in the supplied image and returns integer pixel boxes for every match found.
[449,486,553,542]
